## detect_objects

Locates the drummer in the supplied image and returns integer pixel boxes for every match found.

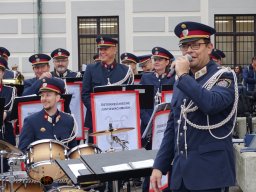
[0,57,17,172]
[18,77,77,152]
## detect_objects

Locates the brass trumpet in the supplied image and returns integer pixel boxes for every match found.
[3,73,24,85]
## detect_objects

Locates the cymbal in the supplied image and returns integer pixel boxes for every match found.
[90,127,134,137]
[0,140,23,158]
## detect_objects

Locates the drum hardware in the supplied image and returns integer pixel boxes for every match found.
[0,140,24,192]
[0,171,43,192]
[90,124,132,192]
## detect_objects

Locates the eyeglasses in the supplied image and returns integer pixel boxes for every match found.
[179,43,208,51]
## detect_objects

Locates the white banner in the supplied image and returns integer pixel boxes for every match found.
[150,110,170,191]
[161,90,173,103]
[18,100,63,132]
[67,82,85,139]
[91,91,141,152]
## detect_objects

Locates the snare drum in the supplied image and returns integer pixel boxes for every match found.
[0,171,43,192]
[26,139,68,182]
[68,144,101,159]
[47,185,85,192]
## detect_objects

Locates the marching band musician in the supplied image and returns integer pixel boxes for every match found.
[22,54,52,96]
[138,54,154,73]
[82,35,133,143]
[150,21,237,192]
[0,47,16,79]
[140,47,175,135]
[211,48,226,65]
[0,57,17,172]
[121,52,139,75]
[19,77,77,152]
[51,48,81,78]
[93,54,101,63]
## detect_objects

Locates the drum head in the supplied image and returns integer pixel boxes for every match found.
[27,160,65,183]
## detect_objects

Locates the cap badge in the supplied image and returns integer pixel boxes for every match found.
[182,29,189,37]
[181,23,187,29]
[58,51,62,56]
[40,127,46,132]
[42,83,47,87]
[36,58,40,62]
[155,51,159,55]
[100,37,104,44]
[35,54,38,58]
[124,56,128,60]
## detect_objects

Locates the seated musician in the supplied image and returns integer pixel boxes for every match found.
[0,57,17,172]
[18,77,77,152]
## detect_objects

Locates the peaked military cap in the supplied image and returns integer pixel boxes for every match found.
[152,47,174,60]
[0,47,10,59]
[51,48,70,59]
[174,21,216,44]
[29,54,51,66]
[121,52,139,64]
[96,35,118,48]
[138,54,152,67]
[93,54,101,62]
[0,57,7,70]
[211,49,226,60]
[39,77,65,94]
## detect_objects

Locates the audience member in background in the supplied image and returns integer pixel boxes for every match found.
[121,52,139,75]
[242,56,256,96]
[234,65,243,85]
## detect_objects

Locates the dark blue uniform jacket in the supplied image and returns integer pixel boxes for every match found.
[81,62,130,131]
[18,109,77,152]
[153,61,236,190]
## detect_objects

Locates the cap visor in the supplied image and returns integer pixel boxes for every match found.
[179,37,202,44]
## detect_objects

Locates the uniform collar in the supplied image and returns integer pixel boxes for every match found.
[0,84,2,92]
[154,72,167,79]
[55,70,68,78]
[44,110,61,124]
[101,60,117,70]
[194,66,207,80]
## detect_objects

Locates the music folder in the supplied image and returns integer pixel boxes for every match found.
[142,102,171,140]
[93,84,154,109]
[10,94,72,120]
[161,84,173,91]
[63,77,83,83]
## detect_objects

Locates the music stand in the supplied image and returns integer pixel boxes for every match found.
[10,94,72,120]
[56,149,158,185]
[161,84,173,91]
[142,102,171,140]
[64,77,83,82]
[0,98,5,128]
[93,84,154,109]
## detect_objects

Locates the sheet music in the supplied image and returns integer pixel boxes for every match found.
[102,163,132,173]
[129,159,154,169]
[68,163,87,177]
